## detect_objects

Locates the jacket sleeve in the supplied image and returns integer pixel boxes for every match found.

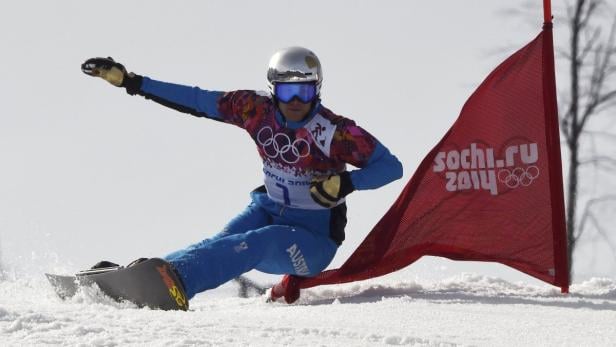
[350,141,403,190]
[129,76,268,129]
[330,121,403,191]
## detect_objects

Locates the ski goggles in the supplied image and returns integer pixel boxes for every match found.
[274,82,318,103]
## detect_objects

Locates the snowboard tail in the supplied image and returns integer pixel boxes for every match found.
[46,258,188,311]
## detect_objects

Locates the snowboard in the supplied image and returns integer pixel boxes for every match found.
[45,258,189,311]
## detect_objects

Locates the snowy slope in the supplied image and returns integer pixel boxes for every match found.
[1,273,615,346]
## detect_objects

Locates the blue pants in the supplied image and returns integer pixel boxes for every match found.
[164,189,343,299]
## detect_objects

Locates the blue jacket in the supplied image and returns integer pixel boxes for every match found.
[132,76,403,210]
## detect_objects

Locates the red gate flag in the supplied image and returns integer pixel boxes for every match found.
[271,13,569,303]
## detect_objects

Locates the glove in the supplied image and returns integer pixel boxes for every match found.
[82,57,143,94]
[309,172,355,208]
[81,57,129,87]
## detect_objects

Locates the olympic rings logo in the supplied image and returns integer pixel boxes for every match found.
[497,165,540,189]
[257,126,310,164]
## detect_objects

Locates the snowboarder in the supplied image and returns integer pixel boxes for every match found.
[81,47,403,299]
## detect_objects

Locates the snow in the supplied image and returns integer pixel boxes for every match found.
[1,271,615,346]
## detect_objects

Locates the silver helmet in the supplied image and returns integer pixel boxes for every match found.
[267,47,323,97]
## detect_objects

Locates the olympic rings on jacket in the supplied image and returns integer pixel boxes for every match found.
[497,165,540,188]
[257,126,311,164]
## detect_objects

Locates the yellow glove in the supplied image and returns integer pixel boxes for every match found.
[309,172,355,208]
[81,57,128,87]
